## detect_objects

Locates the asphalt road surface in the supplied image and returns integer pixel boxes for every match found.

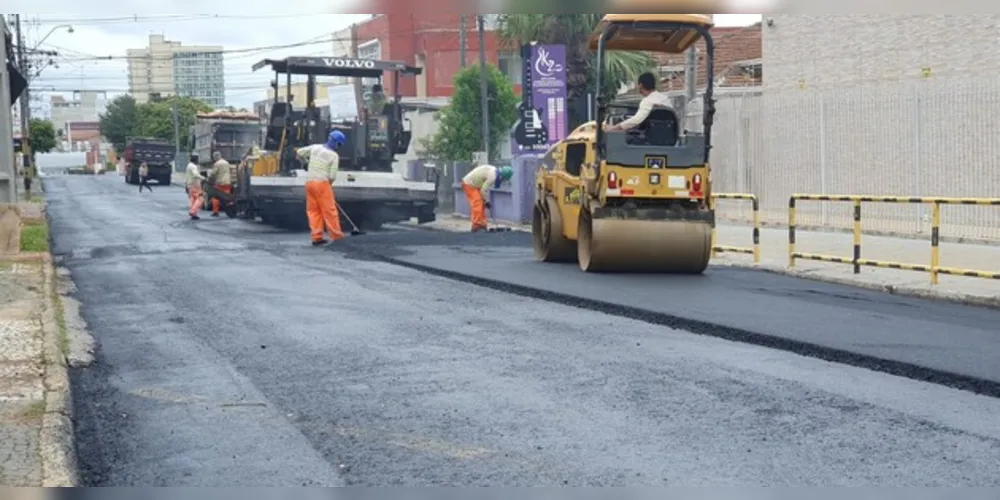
[45,175,1000,486]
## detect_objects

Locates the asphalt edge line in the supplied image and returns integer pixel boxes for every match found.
[415,218,1000,311]
[38,254,79,487]
[359,251,1000,399]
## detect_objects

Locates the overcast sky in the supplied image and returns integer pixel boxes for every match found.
[9,8,760,112]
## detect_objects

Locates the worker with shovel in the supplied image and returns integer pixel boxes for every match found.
[296,130,346,246]
[461,164,513,232]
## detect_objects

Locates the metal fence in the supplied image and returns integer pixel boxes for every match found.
[709,77,1000,242]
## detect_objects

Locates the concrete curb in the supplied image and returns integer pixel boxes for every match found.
[37,254,79,487]
[434,213,1000,310]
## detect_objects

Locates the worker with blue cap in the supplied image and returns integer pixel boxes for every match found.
[295,130,346,245]
[461,164,513,232]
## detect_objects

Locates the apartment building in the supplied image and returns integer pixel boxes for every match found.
[126,34,226,108]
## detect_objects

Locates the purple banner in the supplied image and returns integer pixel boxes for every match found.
[511,43,567,156]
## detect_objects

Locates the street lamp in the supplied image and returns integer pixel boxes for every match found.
[31,23,72,52]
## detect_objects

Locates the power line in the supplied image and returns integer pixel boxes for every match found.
[30,14,338,26]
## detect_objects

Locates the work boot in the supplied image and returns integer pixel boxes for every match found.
[312,239,328,246]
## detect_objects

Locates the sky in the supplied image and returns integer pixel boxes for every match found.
[9,8,761,113]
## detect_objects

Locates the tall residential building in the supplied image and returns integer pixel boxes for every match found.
[126,34,226,108]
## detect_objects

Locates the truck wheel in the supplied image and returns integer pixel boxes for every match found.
[416,204,436,224]
[160,176,171,186]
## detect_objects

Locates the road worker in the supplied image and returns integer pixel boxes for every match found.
[185,154,206,220]
[138,162,152,193]
[207,151,233,217]
[296,130,346,246]
[461,164,513,232]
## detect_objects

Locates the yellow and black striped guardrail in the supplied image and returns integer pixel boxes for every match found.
[788,194,1000,284]
[711,193,760,263]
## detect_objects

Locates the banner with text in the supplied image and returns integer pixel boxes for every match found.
[511,43,567,156]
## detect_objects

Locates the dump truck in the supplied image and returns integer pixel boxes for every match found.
[123,137,175,185]
[190,110,263,210]
[532,14,717,273]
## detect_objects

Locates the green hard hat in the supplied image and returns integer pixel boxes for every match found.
[498,165,514,181]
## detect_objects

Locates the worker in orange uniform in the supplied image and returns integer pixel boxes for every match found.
[185,154,206,220]
[207,151,233,217]
[461,164,513,232]
[296,130,346,246]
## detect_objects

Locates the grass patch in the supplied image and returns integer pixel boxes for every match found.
[19,221,49,252]
[18,400,45,423]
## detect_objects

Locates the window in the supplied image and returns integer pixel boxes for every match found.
[565,142,585,176]
[498,51,522,85]
[356,39,381,86]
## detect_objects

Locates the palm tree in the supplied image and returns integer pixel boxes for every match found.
[496,14,656,128]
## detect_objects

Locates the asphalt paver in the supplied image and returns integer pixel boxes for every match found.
[44,175,1000,486]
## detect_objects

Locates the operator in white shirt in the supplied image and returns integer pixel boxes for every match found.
[604,72,670,132]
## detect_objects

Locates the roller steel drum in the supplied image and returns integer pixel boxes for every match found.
[578,218,711,273]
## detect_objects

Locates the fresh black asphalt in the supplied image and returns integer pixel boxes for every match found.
[44,175,1000,486]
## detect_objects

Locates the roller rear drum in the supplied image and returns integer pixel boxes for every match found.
[577,211,711,273]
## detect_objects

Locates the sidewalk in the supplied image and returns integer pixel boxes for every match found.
[0,200,77,487]
[415,214,1000,308]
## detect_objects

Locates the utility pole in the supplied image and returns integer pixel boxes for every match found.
[477,15,490,161]
[459,15,467,68]
[172,100,180,171]
[350,23,363,119]
[14,14,31,184]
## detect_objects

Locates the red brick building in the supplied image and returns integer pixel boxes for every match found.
[657,23,762,91]
[346,14,522,98]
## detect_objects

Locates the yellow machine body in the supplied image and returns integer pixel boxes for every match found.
[532,14,716,273]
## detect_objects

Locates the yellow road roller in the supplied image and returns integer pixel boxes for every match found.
[532,14,717,273]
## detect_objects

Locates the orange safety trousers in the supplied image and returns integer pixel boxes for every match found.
[187,185,204,216]
[305,180,344,242]
[462,183,488,231]
[211,184,232,214]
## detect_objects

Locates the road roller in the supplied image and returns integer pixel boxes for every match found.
[532,14,717,273]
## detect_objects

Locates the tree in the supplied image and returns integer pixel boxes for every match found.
[423,64,518,162]
[496,14,655,128]
[28,118,57,154]
[98,94,139,152]
[135,96,212,151]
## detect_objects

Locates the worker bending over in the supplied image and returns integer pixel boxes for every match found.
[207,151,233,217]
[461,164,513,232]
[185,154,206,220]
[604,72,669,132]
[296,130,346,246]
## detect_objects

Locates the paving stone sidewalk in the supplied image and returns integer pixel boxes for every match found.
[0,260,46,486]
[0,200,77,487]
[414,214,1000,307]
